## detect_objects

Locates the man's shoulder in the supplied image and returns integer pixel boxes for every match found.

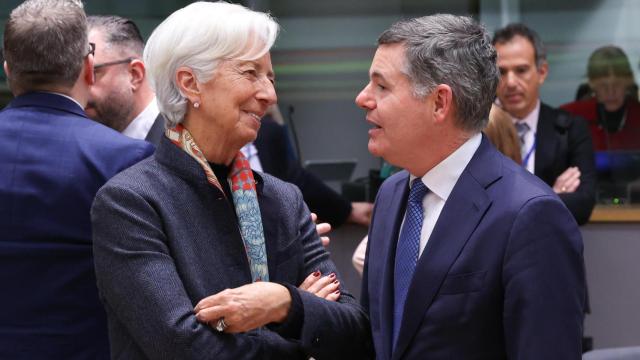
[539,102,590,133]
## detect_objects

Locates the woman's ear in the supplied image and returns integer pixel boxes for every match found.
[176,66,200,104]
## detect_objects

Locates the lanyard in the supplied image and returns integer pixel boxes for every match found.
[522,134,536,170]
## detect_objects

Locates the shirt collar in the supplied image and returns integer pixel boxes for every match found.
[512,99,540,130]
[122,98,160,140]
[410,132,482,201]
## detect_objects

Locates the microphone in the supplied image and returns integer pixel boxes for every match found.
[287,105,302,165]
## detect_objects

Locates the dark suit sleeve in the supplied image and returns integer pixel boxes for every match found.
[277,184,373,359]
[91,184,304,360]
[256,120,352,227]
[503,195,585,359]
[559,115,596,225]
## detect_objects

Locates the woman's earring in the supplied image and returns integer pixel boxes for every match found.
[193,102,200,109]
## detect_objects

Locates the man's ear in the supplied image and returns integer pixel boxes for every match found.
[129,59,145,90]
[537,61,549,86]
[3,61,10,78]
[432,84,453,123]
[175,66,200,104]
[83,54,95,85]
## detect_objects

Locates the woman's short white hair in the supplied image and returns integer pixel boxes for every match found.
[144,1,279,127]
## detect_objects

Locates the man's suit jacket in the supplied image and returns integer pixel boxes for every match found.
[0,92,154,359]
[91,136,372,359]
[254,117,352,227]
[144,113,165,145]
[535,103,596,225]
[362,135,585,360]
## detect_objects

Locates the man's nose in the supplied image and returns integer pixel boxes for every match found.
[355,83,375,110]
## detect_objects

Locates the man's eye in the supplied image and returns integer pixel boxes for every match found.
[377,84,386,91]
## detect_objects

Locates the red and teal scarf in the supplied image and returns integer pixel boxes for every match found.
[167,124,269,282]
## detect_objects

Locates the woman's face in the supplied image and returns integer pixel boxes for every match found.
[197,52,277,149]
[590,74,633,112]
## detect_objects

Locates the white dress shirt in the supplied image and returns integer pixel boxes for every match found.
[240,143,263,172]
[122,98,160,141]
[403,133,482,257]
[511,100,540,174]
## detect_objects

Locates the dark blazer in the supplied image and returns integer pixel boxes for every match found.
[535,103,596,225]
[362,135,585,360]
[144,113,165,145]
[0,92,154,359]
[91,136,372,359]
[254,117,352,227]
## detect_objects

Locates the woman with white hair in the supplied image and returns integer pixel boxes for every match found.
[90,2,372,359]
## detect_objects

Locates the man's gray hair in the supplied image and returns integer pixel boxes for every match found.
[3,0,88,94]
[379,14,499,132]
[143,1,279,127]
[88,15,145,57]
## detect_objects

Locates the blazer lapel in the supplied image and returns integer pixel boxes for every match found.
[534,103,557,178]
[374,173,410,360]
[392,138,498,360]
[254,173,280,279]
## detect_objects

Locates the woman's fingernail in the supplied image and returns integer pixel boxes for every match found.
[334,289,340,294]
[333,280,339,285]
[313,270,320,277]
[329,273,336,279]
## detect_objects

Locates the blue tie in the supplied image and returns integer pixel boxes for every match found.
[392,179,428,351]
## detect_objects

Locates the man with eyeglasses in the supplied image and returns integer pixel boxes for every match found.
[0,1,153,358]
[86,15,164,145]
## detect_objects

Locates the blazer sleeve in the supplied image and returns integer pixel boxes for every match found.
[91,184,304,360]
[278,184,374,359]
[558,115,596,225]
[502,195,585,359]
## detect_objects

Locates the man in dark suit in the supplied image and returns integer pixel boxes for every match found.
[493,23,596,225]
[85,15,164,145]
[252,113,372,227]
[356,14,585,359]
[0,1,154,358]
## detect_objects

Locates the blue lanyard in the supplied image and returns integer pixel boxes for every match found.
[522,134,536,169]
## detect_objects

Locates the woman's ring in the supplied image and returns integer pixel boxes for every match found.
[561,186,567,192]
[215,317,228,332]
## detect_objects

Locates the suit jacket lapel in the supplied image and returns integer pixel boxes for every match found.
[254,173,280,279]
[392,137,498,360]
[534,103,557,178]
[369,173,410,360]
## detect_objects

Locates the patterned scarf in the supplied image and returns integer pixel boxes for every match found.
[167,124,269,282]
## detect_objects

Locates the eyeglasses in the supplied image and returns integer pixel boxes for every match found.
[94,57,135,71]
[87,42,95,57]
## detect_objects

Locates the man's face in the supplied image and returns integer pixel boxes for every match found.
[495,35,548,119]
[85,28,136,132]
[355,43,434,169]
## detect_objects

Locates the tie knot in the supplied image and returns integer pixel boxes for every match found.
[515,121,530,137]
[408,179,428,203]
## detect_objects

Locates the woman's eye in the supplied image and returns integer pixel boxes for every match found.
[244,69,258,77]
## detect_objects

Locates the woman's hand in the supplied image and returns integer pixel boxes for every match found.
[194,282,291,333]
[298,271,340,301]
